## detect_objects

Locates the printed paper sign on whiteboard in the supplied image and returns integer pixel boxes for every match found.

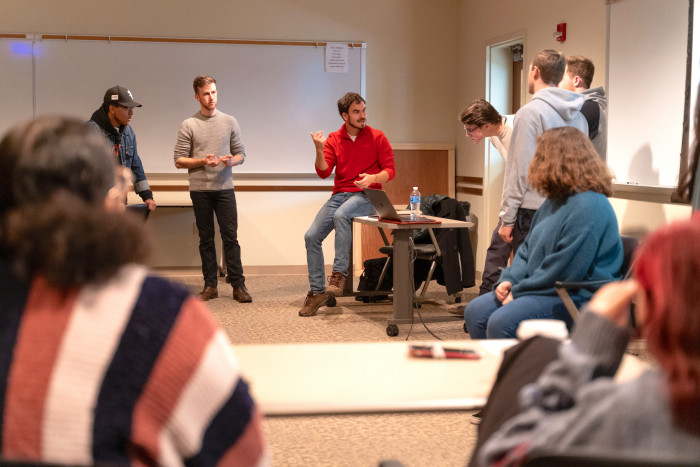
[325,42,348,73]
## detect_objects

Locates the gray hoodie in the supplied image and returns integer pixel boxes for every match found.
[500,87,588,226]
[581,86,607,160]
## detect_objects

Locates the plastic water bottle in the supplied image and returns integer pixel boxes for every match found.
[410,187,421,218]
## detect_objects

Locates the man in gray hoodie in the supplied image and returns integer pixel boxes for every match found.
[559,55,607,160]
[498,49,588,253]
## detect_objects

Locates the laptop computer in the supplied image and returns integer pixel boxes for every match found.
[363,188,439,224]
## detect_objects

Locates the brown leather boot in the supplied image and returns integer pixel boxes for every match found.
[198,286,218,301]
[298,291,330,317]
[233,285,253,303]
[326,271,347,296]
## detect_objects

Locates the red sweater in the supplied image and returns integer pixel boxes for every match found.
[316,125,395,194]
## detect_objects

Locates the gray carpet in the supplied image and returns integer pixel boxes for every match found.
[167,272,481,466]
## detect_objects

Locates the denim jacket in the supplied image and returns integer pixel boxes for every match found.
[87,107,153,201]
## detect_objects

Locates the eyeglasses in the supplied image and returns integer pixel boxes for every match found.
[464,125,480,136]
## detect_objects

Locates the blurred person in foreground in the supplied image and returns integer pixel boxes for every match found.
[473,216,700,465]
[0,116,267,466]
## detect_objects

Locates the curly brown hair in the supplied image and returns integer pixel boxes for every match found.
[528,127,614,199]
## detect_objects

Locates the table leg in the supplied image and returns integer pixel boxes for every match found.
[389,229,413,324]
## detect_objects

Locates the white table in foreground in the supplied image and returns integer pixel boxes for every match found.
[353,215,473,336]
[234,339,648,416]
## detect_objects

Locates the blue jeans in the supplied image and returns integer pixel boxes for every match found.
[304,192,375,294]
[463,291,583,339]
[190,189,245,289]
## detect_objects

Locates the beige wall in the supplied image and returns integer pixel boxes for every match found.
[0,0,458,145]
[0,0,459,269]
[455,0,609,267]
[454,0,692,268]
[1,0,692,271]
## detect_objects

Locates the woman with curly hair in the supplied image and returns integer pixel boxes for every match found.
[464,126,623,338]
[0,117,266,466]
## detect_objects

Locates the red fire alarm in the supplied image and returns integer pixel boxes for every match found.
[554,23,567,42]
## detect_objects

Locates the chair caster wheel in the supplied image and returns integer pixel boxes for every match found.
[327,296,337,307]
[386,325,399,337]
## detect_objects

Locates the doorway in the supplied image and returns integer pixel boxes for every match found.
[483,37,524,250]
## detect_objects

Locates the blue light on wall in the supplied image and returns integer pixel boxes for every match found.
[9,42,35,57]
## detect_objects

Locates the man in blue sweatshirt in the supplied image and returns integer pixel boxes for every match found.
[498,49,588,253]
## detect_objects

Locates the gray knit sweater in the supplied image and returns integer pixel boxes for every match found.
[478,310,700,466]
[173,111,246,191]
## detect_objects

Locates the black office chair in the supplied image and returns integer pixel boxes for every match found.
[375,227,441,306]
[554,235,639,322]
[373,196,475,307]
[125,203,151,222]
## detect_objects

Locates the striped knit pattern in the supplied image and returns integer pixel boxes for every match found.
[0,262,267,467]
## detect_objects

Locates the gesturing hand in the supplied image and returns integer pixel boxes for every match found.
[310,131,327,151]
[354,173,375,189]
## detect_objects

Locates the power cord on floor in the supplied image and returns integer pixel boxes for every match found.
[404,236,443,341]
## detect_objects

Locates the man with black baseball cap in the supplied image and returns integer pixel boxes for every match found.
[87,85,156,211]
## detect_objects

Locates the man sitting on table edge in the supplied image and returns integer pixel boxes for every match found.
[299,92,395,317]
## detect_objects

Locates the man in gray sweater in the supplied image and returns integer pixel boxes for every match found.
[173,76,252,303]
[498,49,588,253]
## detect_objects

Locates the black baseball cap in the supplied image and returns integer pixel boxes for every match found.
[103,85,142,108]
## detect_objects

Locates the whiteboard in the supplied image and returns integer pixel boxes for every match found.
[0,39,34,135]
[0,36,365,174]
[607,0,689,187]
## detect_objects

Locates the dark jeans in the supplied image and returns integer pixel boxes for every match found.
[190,189,245,289]
[479,219,514,295]
[468,336,560,467]
[512,207,537,256]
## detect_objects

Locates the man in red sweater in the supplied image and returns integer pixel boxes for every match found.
[299,92,395,317]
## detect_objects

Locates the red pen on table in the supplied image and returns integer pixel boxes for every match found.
[408,344,480,360]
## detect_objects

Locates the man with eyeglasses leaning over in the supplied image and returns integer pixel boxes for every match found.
[459,99,513,296]
[87,85,156,211]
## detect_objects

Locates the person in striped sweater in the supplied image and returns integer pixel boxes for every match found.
[0,116,267,466]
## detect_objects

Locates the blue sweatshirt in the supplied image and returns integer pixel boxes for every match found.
[499,191,622,298]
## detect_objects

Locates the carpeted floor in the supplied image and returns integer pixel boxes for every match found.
[166,271,482,467]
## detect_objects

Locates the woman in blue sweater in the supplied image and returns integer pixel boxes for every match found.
[464,127,622,339]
